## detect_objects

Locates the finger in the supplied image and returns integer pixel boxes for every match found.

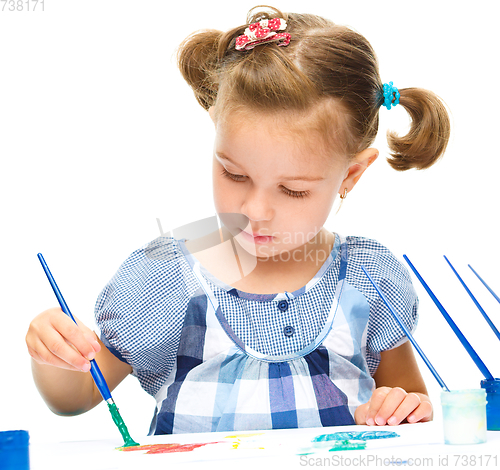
[386,392,422,425]
[39,329,92,372]
[365,387,392,425]
[49,313,98,361]
[354,401,370,425]
[407,399,433,424]
[28,340,89,372]
[29,308,99,360]
[27,344,45,364]
[84,333,101,353]
[373,387,408,425]
[27,308,97,370]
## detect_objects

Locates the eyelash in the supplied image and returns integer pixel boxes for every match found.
[220,168,310,199]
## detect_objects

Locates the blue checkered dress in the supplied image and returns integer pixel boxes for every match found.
[95,234,418,434]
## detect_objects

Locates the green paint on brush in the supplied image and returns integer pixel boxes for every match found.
[107,402,140,447]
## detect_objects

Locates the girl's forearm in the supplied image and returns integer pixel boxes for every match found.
[31,359,99,415]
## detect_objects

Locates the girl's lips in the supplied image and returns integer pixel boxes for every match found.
[240,230,274,244]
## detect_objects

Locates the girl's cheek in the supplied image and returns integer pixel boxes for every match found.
[213,187,234,212]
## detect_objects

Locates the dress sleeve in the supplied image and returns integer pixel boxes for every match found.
[94,236,198,396]
[346,237,419,375]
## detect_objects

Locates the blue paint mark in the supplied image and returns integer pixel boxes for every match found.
[312,431,399,442]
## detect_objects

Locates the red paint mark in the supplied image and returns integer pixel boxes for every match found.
[119,442,221,454]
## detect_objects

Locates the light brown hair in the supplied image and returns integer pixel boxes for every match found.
[177,5,450,170]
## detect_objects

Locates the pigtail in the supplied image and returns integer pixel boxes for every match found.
[176,30,223,110]
[386,88,450,171]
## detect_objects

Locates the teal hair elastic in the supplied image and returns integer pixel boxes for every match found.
[382,82,400,110]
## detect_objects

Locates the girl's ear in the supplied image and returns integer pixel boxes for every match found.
[340,148,379,195]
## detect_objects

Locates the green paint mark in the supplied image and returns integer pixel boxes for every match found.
[298,431,399,455]
[107,402,140,447]
[328,440,367,451]
[312,431,399,442]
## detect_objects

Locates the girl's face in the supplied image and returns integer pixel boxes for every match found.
[210,108,376,262]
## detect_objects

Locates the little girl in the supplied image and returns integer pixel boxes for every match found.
[26,6,450,434]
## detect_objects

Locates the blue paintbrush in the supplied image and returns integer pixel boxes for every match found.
[37,253,139,447]
[403,255,494,381]
[361,266,449,391]
[444,256,500,342]
[469,264,500,305]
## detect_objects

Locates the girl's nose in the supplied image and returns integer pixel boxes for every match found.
[240,187,274,223]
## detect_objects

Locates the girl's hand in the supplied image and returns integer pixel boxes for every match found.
[26,307,101,373]
[354,386,432,426]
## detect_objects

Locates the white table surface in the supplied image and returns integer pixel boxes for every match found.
[29,420,500,470]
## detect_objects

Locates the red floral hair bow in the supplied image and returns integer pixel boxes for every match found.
[235,18,291,51]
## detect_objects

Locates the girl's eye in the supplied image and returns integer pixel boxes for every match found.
[281,187,310,199]
[221,168,246,181]
[220,168,310,199]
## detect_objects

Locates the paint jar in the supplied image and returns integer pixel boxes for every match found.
[441,389,487,445]
[481,378,500,431]
[0,430,30,469]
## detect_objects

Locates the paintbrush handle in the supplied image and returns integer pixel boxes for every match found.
[444,256,500,342]
[37,253,113,402]
[404,255,494,381]
[361,266,449,391]
[89,360,112,402]
[469,264,500,305]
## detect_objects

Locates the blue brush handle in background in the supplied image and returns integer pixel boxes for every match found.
[404,254,494,381]
[37,253,112,402]
[444,256,500,342]
[469,264,500,305]
[361,265,449,391]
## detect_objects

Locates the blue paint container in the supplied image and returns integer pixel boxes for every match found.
[481,378,500,431]
[0,430,30,469]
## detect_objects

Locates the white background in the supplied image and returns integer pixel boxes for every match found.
[1,0,499,444]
